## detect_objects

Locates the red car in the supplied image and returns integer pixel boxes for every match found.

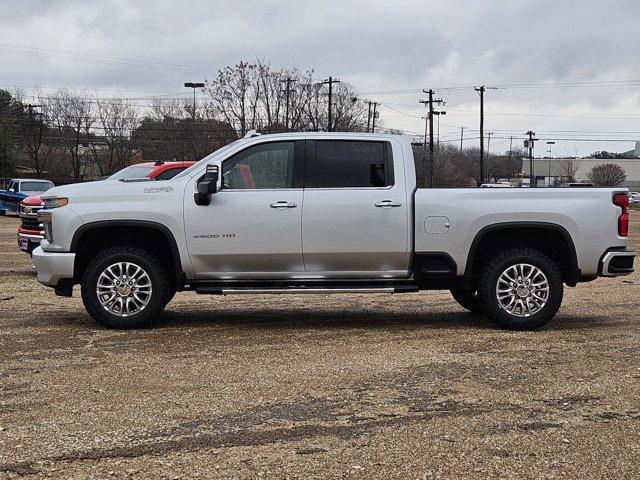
[18,161,195,254]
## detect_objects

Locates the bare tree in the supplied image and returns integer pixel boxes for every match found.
[49,90,95,181]
[553,159,581,183]
[205,61,262,137]
[15,90,54,177]
[588,163,626,186]
[95,95,139,175]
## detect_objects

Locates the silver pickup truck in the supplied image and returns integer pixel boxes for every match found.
[32,132,636,330]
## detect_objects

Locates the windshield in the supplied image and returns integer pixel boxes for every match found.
[173,139,245,179]
[108,166,155,181]
[21,181,54,193]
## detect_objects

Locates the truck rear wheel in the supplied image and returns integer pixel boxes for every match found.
[81,246,168,328]
[450,288,482,313]
[479,248,563,330]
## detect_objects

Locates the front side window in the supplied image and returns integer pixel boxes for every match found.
[315,140,391,188]
[222,142,295,189]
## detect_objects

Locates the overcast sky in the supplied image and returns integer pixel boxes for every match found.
[1,0,639,156]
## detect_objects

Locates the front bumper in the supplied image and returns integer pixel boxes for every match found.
[17,229,44,252]
[600,248,636,277]
[32,246,75,286]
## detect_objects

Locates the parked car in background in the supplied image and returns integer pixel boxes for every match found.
[480,183,515,188]
[107,160,196,182]
[0,179,54,215]
[17,161,195,254]
[561,182,594,188]
[629,192,640,206]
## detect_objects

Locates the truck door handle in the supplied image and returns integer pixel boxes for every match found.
[270,201,297,209]
[375,200,402,208]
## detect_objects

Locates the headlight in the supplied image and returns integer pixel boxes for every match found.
[43,197,68,209]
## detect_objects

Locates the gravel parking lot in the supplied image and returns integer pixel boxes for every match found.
[1,212,639,479]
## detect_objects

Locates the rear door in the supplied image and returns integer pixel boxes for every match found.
[301,139,410,277]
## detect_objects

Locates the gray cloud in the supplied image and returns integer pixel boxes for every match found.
[1,0,639,155]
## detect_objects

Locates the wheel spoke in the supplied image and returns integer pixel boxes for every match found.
[495,263,549,318]
[97,262,152,318]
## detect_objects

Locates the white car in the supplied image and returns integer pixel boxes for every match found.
[629,192,640,206]
[32,132,636,330]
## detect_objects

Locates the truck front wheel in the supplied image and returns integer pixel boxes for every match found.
[478,248,563,330]
[81,246,169,328]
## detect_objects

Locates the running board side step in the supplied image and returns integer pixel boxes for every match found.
[195,285,419,295]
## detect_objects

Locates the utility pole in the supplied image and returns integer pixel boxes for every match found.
[371,102,379,133]
[26,104,43,177]
[281,78,296,130]
[507,135,513,181]
[460,126,464,154]
[474,86,485,184]
[367,101,372,132]
[526,131,537,187]
[487,132,492,157]
[281,78,296,131]
[321,76,340,131]
[419,89,445,186]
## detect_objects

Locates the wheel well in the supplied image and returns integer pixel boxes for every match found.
[72,224,182,290]
[466,225,579,286]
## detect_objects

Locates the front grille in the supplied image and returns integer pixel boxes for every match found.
[21,216,42,231]
[20,205,43,232]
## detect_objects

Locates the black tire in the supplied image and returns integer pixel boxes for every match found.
[450,288,483,313]
[81,246,168,328]
[164,287,177,306]
[479,247,563,330]
[0,209,5,216]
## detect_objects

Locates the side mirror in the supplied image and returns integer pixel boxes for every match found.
[194,164,219,206]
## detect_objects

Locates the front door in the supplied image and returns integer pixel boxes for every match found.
[184,140,305,279]
[302,139,410,277]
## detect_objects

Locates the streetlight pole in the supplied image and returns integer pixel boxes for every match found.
[184,82,205,120]
[546,141,556,187]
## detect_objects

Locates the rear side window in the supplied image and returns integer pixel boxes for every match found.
[315,141,392,188]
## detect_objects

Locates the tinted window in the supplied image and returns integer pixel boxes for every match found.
[316,141,390,188]
[154,167,186,180]
[21,181,54,192]
[223,142,295,189]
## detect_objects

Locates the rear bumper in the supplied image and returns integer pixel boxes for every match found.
[32,246,75,287]
[600,248,636,277]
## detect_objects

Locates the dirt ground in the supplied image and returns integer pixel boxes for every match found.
[0,212,639,479]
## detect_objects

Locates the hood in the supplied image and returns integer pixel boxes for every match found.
[21,194,43,206]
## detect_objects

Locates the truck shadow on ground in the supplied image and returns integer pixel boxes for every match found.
[152,308,611,332]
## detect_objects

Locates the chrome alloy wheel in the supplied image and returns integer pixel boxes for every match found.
[496,263,549,317]
[96,262,152,317]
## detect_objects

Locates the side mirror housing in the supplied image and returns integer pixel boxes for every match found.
[194,164,219,206]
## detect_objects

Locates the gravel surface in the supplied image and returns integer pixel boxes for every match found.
[1,213,639,479]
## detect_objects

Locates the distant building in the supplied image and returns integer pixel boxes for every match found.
[522,156,640,189]
[622,141,640,158]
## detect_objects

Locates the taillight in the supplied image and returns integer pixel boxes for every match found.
[613,193,629,237]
